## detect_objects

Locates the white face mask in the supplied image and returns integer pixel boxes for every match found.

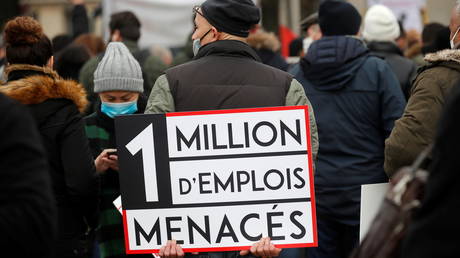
[451,26,460,49]
[303,37,314,54]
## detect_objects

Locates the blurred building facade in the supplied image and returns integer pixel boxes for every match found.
[1,0,456,45]
[18,0,102,39]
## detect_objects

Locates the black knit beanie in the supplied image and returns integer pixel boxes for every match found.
[319,0,362,36]
[201,0,260,37]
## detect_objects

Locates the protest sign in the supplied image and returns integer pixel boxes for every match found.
[115,106,317,254]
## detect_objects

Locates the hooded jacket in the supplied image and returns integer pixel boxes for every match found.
[385,49,460,177]
[0,64,99,249]
[290,36,405,224]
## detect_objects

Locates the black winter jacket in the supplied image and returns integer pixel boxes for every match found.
[367,41,417,100]
[0,93,57,258]
[1,64,99,252]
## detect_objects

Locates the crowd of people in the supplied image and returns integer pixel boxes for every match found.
[0,0,459,258]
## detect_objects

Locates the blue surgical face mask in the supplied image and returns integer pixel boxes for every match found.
[192,28,212,56]
[101,101,138,118]
[193,39,201,56]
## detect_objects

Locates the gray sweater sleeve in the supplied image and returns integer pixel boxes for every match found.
[285,79,319,162]
[145,74,175,114]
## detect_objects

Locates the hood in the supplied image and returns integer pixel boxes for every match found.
[300,36,369,91]
[0,64,88,113]
[424,49,460,64]
[194,40,261,62]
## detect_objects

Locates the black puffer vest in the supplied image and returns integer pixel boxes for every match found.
[165,40,292,111]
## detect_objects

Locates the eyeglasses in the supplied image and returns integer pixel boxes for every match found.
[192,6,205,32]
[193,6,204,18]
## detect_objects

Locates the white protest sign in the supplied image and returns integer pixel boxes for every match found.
[115,106,317,254]
[359,182,389,242]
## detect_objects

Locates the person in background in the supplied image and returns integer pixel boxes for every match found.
[363,4,417,100]
[300,13,322,56]
[395,21,408,53]
[171,15,195,67]
[74,33,106,57]
[71,0,89,39]
[149,44,174,67]
[171,32,194,66]
[405,29,425,67]
[0,16,99,258]
[289,37,303,58]
[84,42,151,258]
[51,0,91,55]
[52,34,73,53]
[247,28,289,71]
[421,23,451,55]
[290,1,405,257]
[385,1,460,177]
[54,44,91,81]
[0,93,57,258]
[79,11,167,112]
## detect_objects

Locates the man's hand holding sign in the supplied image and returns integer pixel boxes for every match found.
[114,106,317,256]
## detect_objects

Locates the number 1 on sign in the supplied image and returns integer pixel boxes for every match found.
[126,124,159,202]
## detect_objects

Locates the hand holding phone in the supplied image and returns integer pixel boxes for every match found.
[107,150,117,156]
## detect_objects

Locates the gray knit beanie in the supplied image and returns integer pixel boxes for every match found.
[94,42,144,93]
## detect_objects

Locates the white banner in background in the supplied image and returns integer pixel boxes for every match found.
[103,0,205,48]
[368,0,426,32]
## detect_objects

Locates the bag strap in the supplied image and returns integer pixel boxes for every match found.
[391,145,432,205]
[410,144,433,173]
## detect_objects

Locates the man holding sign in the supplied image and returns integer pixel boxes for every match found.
[136,0,318,257]
[145,0,318,161]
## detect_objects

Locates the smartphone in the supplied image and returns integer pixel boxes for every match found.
[107,150,117,156]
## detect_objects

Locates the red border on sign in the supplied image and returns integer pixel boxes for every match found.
[165,105,307,117]
[123,105,318,254]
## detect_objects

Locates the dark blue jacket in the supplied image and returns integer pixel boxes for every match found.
[290,36,405,225]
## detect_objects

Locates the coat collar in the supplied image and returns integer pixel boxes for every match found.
[0,64,88,113]
[367,41,404,56]
[194,40,261,62]
[425,49,460,64]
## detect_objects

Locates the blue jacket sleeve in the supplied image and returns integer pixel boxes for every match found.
[378,61,406,138]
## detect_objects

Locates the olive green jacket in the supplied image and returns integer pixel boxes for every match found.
[145,74,319,161]
[385,49,460,177]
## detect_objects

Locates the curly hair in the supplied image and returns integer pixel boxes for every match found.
[4,16,53,66]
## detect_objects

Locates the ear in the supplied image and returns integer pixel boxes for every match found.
[111,30,122,42]
[47,56,54,69]
[211,27,221,42]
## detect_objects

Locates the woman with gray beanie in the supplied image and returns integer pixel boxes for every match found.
[84,42,151,258]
